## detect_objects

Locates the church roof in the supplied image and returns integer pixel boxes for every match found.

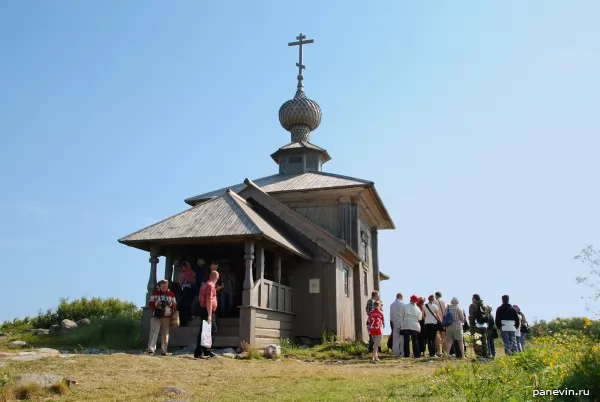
[119,190,310,259]
[185,171,372,205]
[270,141,332,163]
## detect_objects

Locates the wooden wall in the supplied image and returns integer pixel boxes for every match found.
[292,205,341,238]
[254,308,294,347]
[289,259,337,339]
[335,257,355,341]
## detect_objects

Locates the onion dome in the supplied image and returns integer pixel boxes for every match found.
[278,76,322,143]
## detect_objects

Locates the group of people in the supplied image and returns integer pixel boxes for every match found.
[146,260,223,358]
[366,290,529,363]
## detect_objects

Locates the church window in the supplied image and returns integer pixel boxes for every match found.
[343,266,349,297]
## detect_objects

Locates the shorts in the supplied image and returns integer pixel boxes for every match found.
[446,328,463,343]
[372,335,382,348]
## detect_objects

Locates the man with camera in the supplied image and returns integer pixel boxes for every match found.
[147,279,177,356]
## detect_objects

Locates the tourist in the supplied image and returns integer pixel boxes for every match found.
[434,291,447,356]
[468,294,489,358]
[194,270,219,358]
[495,295,520,355]
[417,296,426,356]
[444,297,466,359]
[178,261,196,326]
[147,279,177,356]
[423,295,442,357]
[368,301,385,364]
[486,306,497,358]
[389,293,405,358]
[402,295,422,358]
[513,305,528,351]
[366,290,381,353]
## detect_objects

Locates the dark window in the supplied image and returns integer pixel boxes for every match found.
[343,266,350,297]
[288,156,303,164]
[363,270,368,296]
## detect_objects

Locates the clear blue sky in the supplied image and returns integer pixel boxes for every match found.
[1,2,598,324]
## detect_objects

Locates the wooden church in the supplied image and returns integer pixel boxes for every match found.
[118,34,395,347]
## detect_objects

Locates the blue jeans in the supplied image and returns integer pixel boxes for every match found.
[488,334,496,357]
[517,333,526,351]
[501,331,517,355]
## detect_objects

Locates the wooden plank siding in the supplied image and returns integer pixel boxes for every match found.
[292,205,341,239]
[254,308,295,347]
[335,257,356,341]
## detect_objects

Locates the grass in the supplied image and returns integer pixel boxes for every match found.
[0,353,444,401]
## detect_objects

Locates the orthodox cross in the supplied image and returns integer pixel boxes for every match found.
[288,33,314,77]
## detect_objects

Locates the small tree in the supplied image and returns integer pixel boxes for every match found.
[575,245,600,316]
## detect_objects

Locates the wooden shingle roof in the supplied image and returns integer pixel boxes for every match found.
[119,190,310,259]
[185,171,372,205]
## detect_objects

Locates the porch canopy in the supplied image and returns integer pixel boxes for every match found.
[118,189,310,260]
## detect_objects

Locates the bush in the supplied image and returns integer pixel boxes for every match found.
[531,317,600,340]
[53,316,141,350]
[428,333,598,401]
[1,297,142,332]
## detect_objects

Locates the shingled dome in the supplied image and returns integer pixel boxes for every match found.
[279,85,322,143]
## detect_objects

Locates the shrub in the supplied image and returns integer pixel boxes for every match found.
[559,341,600,400]
[428,333,597,401]
[1,297,142,333]
[240,341,262,359]
[531,317,600,340]
[56,316,141,350]
[279,337,298,353]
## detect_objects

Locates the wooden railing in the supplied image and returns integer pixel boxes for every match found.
[255,279,293,313]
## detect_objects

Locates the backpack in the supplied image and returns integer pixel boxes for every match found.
[442,308,454,327]
[475,305,488,325]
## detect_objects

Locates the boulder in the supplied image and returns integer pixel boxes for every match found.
[33,329,50,336]
[9,348,60,362]
[15,373,65,388]
[222,353,236,358]
[7,340,30,349]
[263,344,281,359]
[49,324,60,335]
[164,386,186,395]
[76,318,91,326]
[60,319,78,331]
[222,348,236,354]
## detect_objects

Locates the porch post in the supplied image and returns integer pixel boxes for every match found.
[240,240,256,345]
[164,254,173,283]
[146,248,159,303]
[274,255,281,284]
[255,245,264,306]
[242,240,255,305]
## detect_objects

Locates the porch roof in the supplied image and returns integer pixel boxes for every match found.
[118,190,310,259]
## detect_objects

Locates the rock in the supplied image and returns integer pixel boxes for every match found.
[235,347,242,354]
[222,347,236,354]
[164,386,186,395]
[60,319,78,331]
[34,329,50,336]
[15,373,66,388]
[0,331,9,337]
[49,324,60,335]
[263,344,281,359]
[9,348,60,361]
[299,344,310,349]
[76,318,91,326]
[222,353,236,358]
[235,352,248,359]
[7,340,30,349]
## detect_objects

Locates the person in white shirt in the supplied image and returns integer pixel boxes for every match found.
[389,293,405,358]
[423,295,442,357]
[434,291,448,356]
[402,295,423,358]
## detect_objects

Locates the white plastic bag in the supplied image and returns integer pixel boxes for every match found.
[201,320,212,348]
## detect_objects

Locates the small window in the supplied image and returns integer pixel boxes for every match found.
[288,156,303,164]
[343,267,349,297]
[363,271,368,296]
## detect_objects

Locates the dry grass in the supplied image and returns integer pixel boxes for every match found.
[0,353,445,401]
